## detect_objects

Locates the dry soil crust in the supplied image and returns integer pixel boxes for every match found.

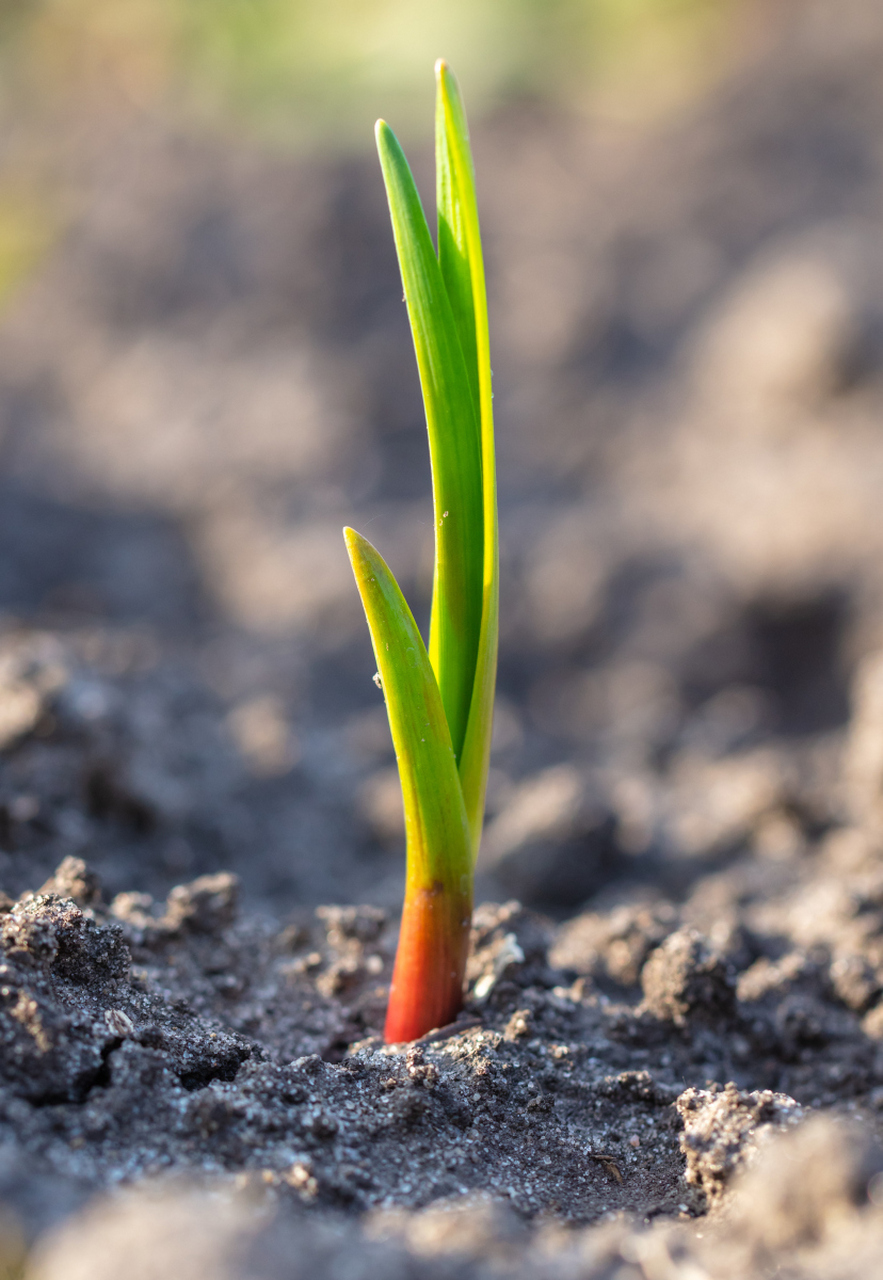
[3,856,883,1279]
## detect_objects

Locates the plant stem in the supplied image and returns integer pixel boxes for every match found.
[384,875,473,1043]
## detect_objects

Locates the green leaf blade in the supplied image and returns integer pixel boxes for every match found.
[343,526,472,893]
[436,79,479,419]
[435,60,500,860]
[375,119,484,768]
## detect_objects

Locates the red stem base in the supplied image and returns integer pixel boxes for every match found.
[384,880,472,1043]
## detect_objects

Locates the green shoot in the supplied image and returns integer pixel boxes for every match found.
[344,60,497,1043]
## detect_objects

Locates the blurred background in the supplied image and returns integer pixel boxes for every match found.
[1,0,882,920]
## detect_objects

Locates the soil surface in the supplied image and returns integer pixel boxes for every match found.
[4,2,883,1276]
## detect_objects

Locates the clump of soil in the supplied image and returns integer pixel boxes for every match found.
[2,841,883,1279]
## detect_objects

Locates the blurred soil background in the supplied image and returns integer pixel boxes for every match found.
[3,0,880,918]
[7,0,883,1274]
[0,0,825,913]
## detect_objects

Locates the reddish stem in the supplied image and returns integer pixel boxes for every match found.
[384,879,472,1043]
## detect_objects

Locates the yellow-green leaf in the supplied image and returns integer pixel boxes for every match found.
[343,527,472,894]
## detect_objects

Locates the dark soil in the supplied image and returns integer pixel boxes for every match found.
[5,2,883,1276]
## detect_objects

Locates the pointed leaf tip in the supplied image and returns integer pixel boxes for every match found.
[343,525,374,564]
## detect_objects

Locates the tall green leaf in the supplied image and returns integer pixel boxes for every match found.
[435,76,479,420]
[343,527,472,893]
[375,120,483,767]
[435,60,499,860]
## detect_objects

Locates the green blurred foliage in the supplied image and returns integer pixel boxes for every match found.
[0,186,55,299]
[1,0,746,147]
[0,0,747,307]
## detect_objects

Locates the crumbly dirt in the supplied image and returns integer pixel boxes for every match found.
[5,850,883,1279]
[4,1,883,1276]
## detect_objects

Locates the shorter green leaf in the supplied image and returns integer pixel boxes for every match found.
[343,527,472,895]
